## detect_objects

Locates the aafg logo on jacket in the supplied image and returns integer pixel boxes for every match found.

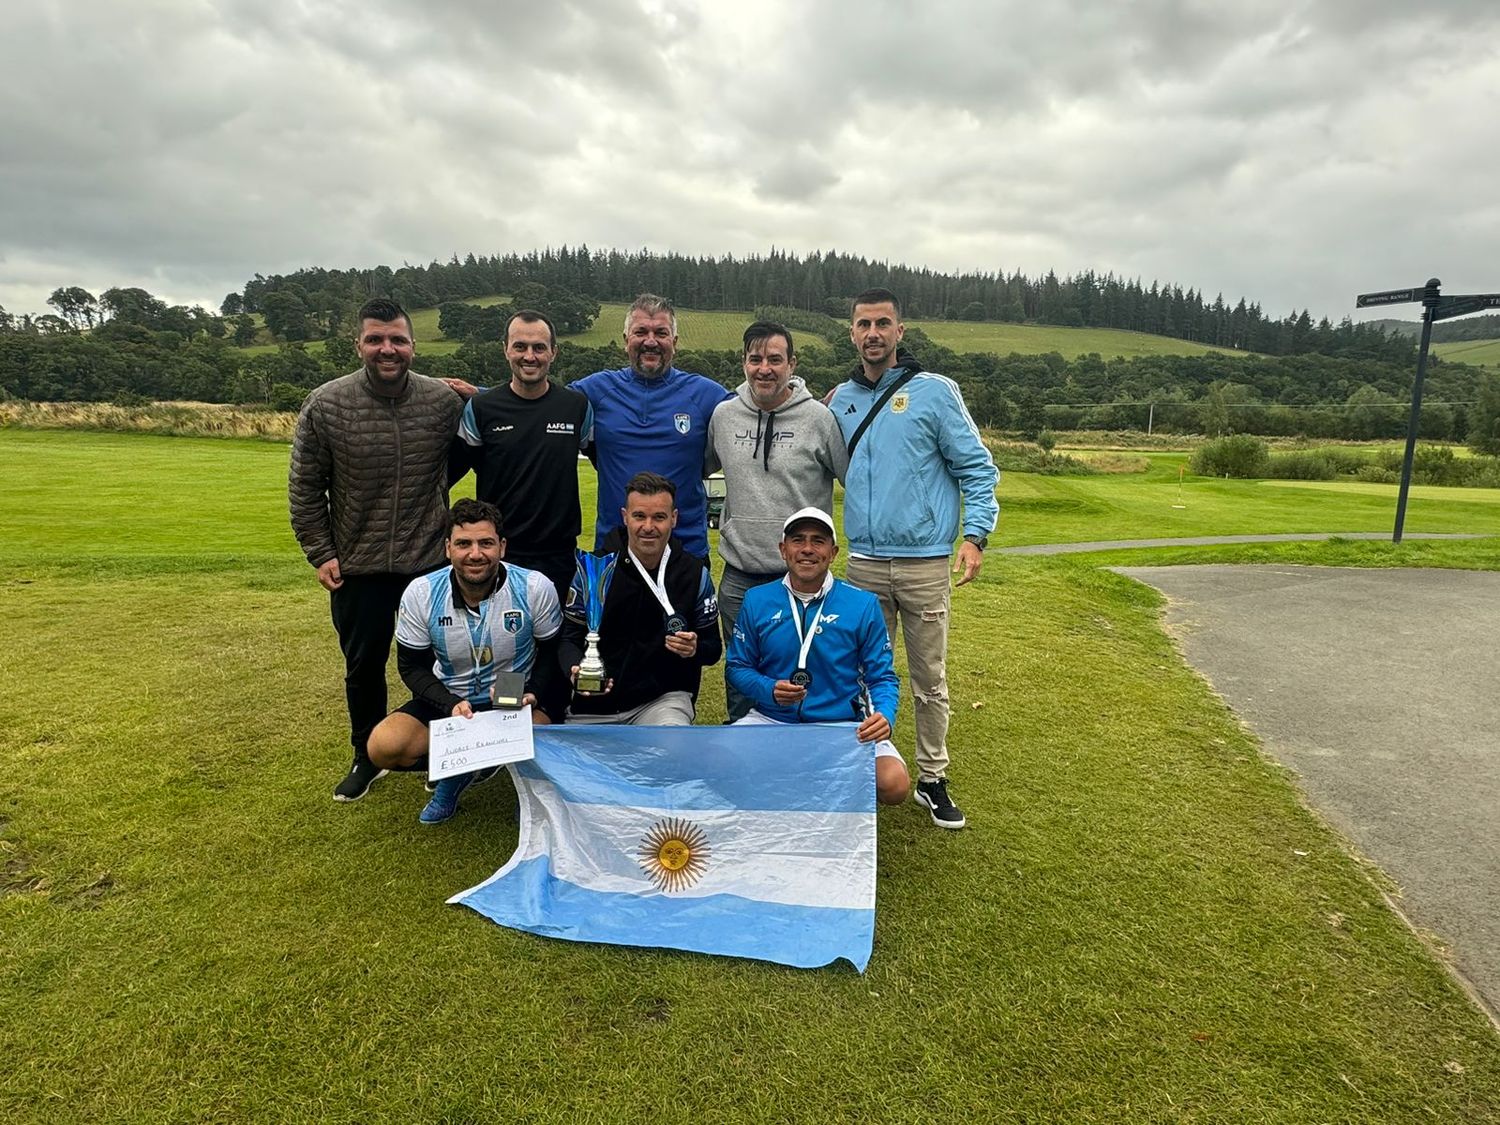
[503,610,523,634]
[674,413,691,434]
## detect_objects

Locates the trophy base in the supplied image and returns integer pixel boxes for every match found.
[576,669,607,693]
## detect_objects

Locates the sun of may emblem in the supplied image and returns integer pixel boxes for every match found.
[637,817,711,893]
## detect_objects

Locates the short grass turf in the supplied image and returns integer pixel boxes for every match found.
[3,429,1500,1123]
[1432,338,1500,367]
[997,451,1500,546]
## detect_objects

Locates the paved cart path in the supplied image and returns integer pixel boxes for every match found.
[1114,564,1500,1019]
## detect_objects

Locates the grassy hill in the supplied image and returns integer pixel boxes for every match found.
[1433,338,1500,367]
[243,297,1255,361]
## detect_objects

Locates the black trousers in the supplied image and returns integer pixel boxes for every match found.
[329,572,421,759]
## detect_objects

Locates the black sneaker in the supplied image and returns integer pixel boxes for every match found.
[913,778,966,830]
[333,757,388,802]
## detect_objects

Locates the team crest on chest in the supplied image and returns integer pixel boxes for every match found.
[674,413,691,434]
[503,609,523,634]
[891,393,910,414]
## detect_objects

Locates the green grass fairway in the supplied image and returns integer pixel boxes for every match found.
[560,303,779,352]
[1262,479,1500,505]
[238,300,1254,362]
[4,429,1500,1122]
[1433,338,1500,367]
[910,319,1245,359]
[996,451,1500,545]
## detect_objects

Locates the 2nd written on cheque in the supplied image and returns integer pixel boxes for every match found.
[429,706,536,776]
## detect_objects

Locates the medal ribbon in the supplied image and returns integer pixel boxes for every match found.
[785,581,829,672]
[628,544,676,619]
[462,591,493,697]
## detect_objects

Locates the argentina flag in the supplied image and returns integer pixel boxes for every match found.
[449,724,877,971]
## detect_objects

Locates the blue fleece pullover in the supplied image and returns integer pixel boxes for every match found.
[571,366,732,558]
[829,363,999,557]
[727,577,899,725]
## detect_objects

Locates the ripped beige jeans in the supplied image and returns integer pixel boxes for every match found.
[845,555,951,781]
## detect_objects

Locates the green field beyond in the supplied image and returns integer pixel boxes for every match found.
[250,297,1261,361]
[3,429,1499,1122]
[1434,338,1500,367]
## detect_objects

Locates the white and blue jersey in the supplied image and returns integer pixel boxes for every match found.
[395,564,562,706]
[727,575,900,726]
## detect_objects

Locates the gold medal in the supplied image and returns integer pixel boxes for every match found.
[478,645,493,665]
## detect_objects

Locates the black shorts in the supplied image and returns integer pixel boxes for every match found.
[391,699,493,771]
[395,698,494,725]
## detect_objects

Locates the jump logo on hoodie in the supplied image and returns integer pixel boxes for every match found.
[674,413,692,434]
[731,427,796,450]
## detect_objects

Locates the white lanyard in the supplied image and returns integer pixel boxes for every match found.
[628,545,676,617]
[785,584,829,672]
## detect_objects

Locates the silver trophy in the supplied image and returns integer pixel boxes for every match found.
[574,548,616,693]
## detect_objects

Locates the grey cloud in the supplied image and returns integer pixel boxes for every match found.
[1,0,1498,323]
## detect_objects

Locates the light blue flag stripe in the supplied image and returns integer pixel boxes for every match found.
[458,855,874,971]
[510,724,872,814]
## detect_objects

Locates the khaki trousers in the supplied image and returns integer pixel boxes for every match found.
[845,556,951,781]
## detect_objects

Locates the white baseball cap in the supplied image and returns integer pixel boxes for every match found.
[781,507,837,542]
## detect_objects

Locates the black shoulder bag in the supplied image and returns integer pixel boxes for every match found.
[845,369,917,458]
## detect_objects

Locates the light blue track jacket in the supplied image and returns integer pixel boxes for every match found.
[727,577,900,725]
[829,363,999,557]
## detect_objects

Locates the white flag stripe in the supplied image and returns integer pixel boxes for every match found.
[515,775,876,911]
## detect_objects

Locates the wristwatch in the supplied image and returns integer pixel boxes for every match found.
[963,533,989,551]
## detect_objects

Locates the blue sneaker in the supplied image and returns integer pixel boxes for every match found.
[419,774,475,824]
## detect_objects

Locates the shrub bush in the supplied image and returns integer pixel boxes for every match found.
[1190,434,1269,478]
[1355,465,1400,484]
[269,383,308,413]
[1264,451,1337,480]
[1319,447,1369,475]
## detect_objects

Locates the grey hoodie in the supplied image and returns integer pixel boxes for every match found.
[704,379,849,573]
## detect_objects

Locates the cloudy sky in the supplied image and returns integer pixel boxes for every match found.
[4,0,1497,323]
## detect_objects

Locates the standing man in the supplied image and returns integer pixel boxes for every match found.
[705,321,847,720]
[829,289,999,830]
[571,294,731,560]
[289,297,465,802]
[727,508,909,806]
[454,309,592,609]
[559,472,722,726]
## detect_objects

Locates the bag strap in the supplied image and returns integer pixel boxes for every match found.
[845,368,917,458]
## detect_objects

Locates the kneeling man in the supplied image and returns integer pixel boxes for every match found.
[368,499,562,823]
[726,508,910,805]
[560,471,721,724]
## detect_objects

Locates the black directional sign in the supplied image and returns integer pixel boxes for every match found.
[1430,293,1500,321]
[1352,276,1497,542]
[1355,287,1421,307]
[1433,297,1485,321]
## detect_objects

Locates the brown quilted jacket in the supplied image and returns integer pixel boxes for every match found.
[289,369,465,577]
